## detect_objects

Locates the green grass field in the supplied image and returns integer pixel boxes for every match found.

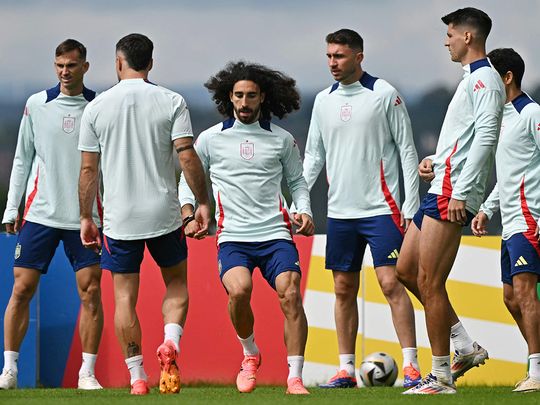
[0,386,538,404]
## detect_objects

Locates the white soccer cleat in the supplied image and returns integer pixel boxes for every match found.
[513,375,540,393]
[451,341,488,381]
[77,374,103,390]
[0,369,17,389]
[402,373,456,395]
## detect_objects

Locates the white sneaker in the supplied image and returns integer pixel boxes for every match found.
[513,375,540,393]
[78,375,103,390]
[402,373,456,395]
[0,369,17,389]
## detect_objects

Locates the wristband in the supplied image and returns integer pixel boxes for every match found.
[182,214,195,227]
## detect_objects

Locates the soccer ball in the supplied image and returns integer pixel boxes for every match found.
[359,352,398,387]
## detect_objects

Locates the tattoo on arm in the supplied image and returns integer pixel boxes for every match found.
[127,341,141,357]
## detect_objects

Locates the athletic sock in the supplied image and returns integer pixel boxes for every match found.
[79,352,97,377]
[238,333,259,356]
[339,354,355,376]
[125,355,147,385]
[450,321,474,355]
[431,355,452,383]
[528,353,540,380]
[164,323,183,352]
[402,347,419,370]
[3,351,19,374]
[287,355,304,379]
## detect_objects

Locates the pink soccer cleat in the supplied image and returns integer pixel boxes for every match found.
[130,379,149,395]
[236,354,261,393]
[286,377,310,395]
[157,340,180,394]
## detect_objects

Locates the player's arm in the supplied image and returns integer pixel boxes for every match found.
[451,84,503,222]
[385,88,420,227]
[471,183,499,237]
[290,97,325,215]
[419,155,435,183]
[281,134,314,236]
[2,101,36,233]
[524,107,540,240]
[176,136,210,239]
[79,151,101,251]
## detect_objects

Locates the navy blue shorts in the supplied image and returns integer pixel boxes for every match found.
[101,227,187,273]
[413,193,475,230]
[217,239,300,289]
[326,215,404,271]
[501,232,540,285]
[13,221,100,274]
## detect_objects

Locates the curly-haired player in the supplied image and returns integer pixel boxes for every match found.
[179,61,314,395]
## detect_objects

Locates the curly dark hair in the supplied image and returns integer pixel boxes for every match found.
[204,61,300,120]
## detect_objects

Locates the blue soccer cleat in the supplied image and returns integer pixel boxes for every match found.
[319,370,357,388]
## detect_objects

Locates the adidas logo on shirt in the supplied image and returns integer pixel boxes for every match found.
[394,96,402,106]
[473,80,486,92]
[515,256,528,267]
[387,249,399,259]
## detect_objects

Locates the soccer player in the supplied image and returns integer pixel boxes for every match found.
[0,39,104,390]
[399,8,505,394]
[301,29,422,389]
[78,33,211,395]
[472,48,540,393]
[178,62,314,395]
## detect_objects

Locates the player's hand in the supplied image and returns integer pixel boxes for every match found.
[80,217,101,253]
[400,213,412,233]
[184,218,203,239]
[4,214,21,234]
[535,219,540,242]
[471,211,489,237]
[294,213,314,236]
[448,198,467,225]
[194,202,211,239]
[418,158,434,183]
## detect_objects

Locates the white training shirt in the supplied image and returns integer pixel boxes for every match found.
[178,118,312,244]
[480,93,540,240]
[303,73,419,219]
[79,78,193,240]
[428,58,505,214]
[2,84,102,229]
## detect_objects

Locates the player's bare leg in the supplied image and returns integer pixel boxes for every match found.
[333,271,360,355]
[112,272,148,394]
[75,264,103,389]
[503,284,527,341]
[222,266,260,393]
[3,268,40,352]
[157,260,188,393]
[275,271,307,355]
[375,265,416,348]
[76,265,103,353]
[0,267,40,389]
[275,270,309,394]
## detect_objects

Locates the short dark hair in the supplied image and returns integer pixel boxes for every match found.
[55,39,86,60]
[441,7,492,40]
[326,29,363,51]
[204,61,300,120]
[116,33,153,71]
[488,48,525,88]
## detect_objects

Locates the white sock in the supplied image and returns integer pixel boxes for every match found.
[339,354,355,376]
[125,355,147,385]
[450,322,474,355]
[431,355,452,383]
[287,355,304,379]
[164,323,183,352]
[528,353,540,380]
[238,333,259,356]
[79,352,97,377]
[402,347,419,370]
[3,351,19,374]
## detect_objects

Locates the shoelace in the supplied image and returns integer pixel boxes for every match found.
[415,373,436,389]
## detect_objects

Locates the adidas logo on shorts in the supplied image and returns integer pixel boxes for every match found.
[514,256,528,267]
[387,249,399,259]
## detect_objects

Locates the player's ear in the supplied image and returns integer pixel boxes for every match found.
[229,91,234,102]
[147,58,153,72]
[83,61,90,74]
[260,92,265,103]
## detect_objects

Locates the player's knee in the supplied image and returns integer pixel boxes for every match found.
[227,284,251,303]
[379,276,401,298]
[79,281,101,308]
[334,278,358,300]
[503,292,519,316]
[278,286,301,308]
[11,279,37,303]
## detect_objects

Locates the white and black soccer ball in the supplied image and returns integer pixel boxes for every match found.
[359,352,398,387]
